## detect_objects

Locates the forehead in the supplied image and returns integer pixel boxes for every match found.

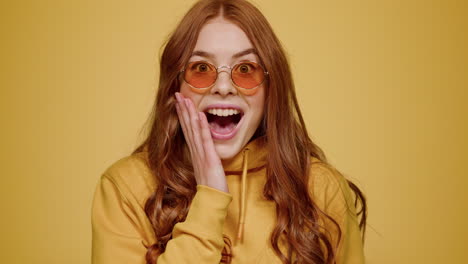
[192,20,257,62]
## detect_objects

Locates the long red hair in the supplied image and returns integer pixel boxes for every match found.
[133,0,367,263]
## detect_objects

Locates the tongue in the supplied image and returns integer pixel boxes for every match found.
[209,115,237,134]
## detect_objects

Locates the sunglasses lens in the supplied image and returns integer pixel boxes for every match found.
[232,62,265,89]
[184,61,217,88]
[183,61,266,89]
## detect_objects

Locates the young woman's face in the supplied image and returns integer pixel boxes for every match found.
[180,17,265,160]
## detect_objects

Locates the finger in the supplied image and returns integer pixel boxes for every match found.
[175,93,195,153]
[185,98,205,160]
[175,102,193,154]
[175,102,189,143]
[198,111,220,163]
[178,96,203,177]
[177,95,203,175]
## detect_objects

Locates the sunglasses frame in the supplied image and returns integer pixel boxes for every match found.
[179,60,269,92]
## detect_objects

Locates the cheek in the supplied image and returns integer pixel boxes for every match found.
[180,80,209,95]
[180,84,203,106]
[188,87,208,95]
[179,83,190,95]
[180,84,195,98]
[180,83,208,97]
[240,87,259,96]
[249,88,265,119]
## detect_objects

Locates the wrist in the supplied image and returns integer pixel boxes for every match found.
[199,182,229,193]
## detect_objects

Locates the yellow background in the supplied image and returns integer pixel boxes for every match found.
[1,0,467,263]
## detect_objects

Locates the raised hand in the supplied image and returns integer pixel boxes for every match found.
[175,92,229,193]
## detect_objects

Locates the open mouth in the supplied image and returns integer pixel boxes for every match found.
[204,108,244,139]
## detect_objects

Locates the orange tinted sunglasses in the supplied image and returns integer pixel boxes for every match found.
[180,60,268,95]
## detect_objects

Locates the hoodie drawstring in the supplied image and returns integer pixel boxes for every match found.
[236,148,249,241]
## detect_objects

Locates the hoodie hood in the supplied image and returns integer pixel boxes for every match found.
[222,135,268,173]
[222,135,268,242]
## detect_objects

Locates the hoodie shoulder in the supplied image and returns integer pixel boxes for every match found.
[101,151,157,209]
[308,157,365,263]
[308,157,354,217]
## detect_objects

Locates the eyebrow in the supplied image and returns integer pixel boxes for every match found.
[190,48,257,60]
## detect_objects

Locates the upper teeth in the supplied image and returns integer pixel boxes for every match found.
[207,108,240,117]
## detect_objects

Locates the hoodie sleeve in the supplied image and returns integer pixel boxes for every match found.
[91,173,233,264]
[309,162,365,264]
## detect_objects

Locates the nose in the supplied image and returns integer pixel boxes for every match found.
[210,69,238,96]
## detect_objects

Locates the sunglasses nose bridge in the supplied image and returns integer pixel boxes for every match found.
[216,65,232,74]
[214,65,233,83]
[210,65,237,95]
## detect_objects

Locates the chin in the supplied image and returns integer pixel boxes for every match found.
[214,138,244,160]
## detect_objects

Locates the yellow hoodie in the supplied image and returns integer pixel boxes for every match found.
[91,136,365,263]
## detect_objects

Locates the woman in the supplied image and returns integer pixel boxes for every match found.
[91,0,367,263]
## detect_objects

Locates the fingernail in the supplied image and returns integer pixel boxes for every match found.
[175,92,180,101]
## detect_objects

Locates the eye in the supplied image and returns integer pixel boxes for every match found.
[239,64,251,73]
[192,62,210,72]
[237,63,255,74]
